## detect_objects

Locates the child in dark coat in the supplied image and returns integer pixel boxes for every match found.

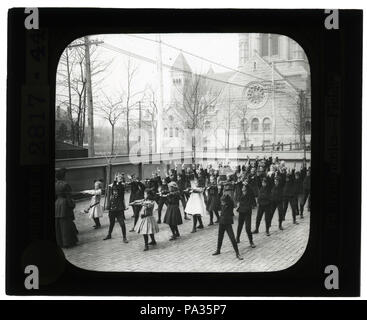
[283,173,299,225]
[157,177,169,224]
[212,194,243,260]
[271,176,284,230]
[103,177,128,243]
[163,182,183,240]
[300,168,311,217]
[206,175,221,225]
[236,180,256,248]
[252,178,273,236]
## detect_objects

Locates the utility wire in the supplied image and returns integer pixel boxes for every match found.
[99,42,298,99]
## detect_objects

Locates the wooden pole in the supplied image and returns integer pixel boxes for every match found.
[84,36,95,157]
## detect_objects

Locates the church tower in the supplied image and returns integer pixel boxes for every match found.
[170,52,192,106]
[238,33,310,92]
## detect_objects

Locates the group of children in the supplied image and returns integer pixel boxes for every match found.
[79,156,311,259]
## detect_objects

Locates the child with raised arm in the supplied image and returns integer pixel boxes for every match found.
[237,180,256,248]
[132,189,159,251]
[81,180,103,229]
[103,173,128,243]
[212,194,243,260]
[163,182,183,240]
[185,179,206,233]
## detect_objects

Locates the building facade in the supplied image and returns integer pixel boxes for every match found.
[161,33,311,152]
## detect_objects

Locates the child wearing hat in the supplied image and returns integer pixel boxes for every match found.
[133,189,159,251]
[81,179,104,229]
[163,182,183,240]
[212,194,243,260]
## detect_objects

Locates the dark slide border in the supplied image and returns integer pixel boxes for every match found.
[6,8,362,296]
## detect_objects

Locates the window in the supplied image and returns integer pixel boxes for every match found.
[290,40,303,59]
[175,127,179,137]
[239,41,245,65]
[168,115,174,121]
[251,118,259,132]
[263,118,271,132]
[253,62,257,71]
[169,127,173,137]
[261,34,269,56]
[305,121,311,135]
[204,120,211,130]
[271,35,279,55]
[164,128,168,137]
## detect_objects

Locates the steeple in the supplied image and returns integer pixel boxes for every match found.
[171,52,192,74]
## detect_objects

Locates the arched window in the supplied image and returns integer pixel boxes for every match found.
[164,128,168,137]
[169,127,173,138]
[253,61,257,71]
[251,118,259,132]
[263,118,271,132]
[175,127,179,137]
[204,120,211,130]
[305,121,311,134]
[168,115,174,122]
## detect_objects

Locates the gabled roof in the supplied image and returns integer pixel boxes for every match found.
[171,52,192,73]
[207,65,214,75]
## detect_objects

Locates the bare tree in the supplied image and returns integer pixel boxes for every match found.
[56,38,112,147]
[220,87,243,150]
[281,89,310,147]
[140,87,164,153]
[173,73,222,162]
[236,102,249,148]
[97,94,124,155]
[121,58,145,154]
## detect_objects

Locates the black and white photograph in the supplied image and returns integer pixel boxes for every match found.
[5,5,363,300]
[55,33,311,272]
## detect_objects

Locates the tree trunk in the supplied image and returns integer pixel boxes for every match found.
[243,128,247,148]
[111,124,115,155]
[192,133,196,164]
[126,109,130,154]
[84,36,95,157]
[81,87,87,147]
[66,49,75,145]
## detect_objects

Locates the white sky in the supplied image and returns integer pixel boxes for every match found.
[60,33,239,126]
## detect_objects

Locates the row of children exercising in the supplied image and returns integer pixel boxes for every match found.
[78,159,310,259]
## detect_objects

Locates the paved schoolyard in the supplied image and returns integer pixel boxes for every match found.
[63,192,310,272]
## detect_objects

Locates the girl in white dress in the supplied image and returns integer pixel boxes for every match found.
[185,179,206,233]
[81,180,104,229]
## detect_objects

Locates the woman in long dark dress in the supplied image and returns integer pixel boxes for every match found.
[55,168,78,248]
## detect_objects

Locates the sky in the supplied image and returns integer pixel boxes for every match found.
[57,33,239,126]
